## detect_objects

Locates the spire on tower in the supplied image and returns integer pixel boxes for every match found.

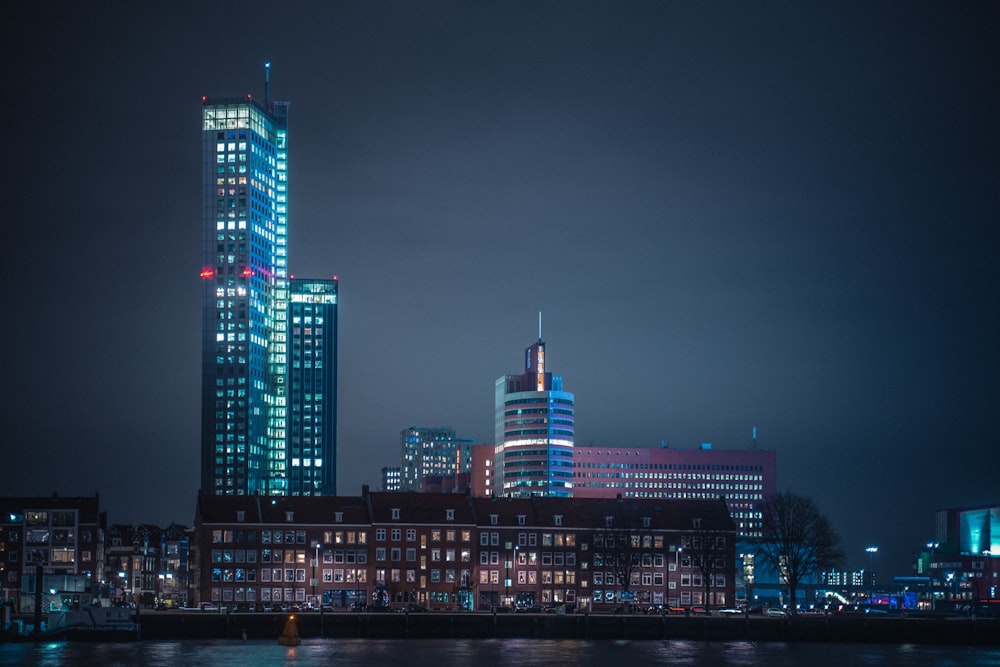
[265,61,271,107]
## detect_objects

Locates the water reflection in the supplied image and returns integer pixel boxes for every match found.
[3,638,999,667]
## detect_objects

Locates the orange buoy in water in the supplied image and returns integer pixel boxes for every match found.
[278,614,301,646]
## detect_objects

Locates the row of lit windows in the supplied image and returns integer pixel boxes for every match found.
[576,461,765,473]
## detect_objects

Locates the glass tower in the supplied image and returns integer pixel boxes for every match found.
[200,84,289,496]
[287,278,339,496]
[494,337,575,497]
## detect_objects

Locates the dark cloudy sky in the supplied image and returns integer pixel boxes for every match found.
[3,1,998,578]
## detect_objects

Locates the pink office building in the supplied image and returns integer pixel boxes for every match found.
[572,444,776,537]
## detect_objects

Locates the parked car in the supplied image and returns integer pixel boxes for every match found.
[717,608,743,616]
[398,603,428,613]
[766,608,788,617]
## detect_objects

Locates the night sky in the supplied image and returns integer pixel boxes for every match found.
[4,2,998,579]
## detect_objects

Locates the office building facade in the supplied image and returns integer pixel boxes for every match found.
[200,71,337,498]
[572,443,776,537]
[400,427,476,492]
[287,278,339,496]
[200,83,289,496]
[495,337,575,497]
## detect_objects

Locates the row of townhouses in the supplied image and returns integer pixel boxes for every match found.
[0,495,191,613]
[191,487,736,612]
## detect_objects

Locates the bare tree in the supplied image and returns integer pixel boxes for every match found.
[755,492,843,612]
[593,498,656,610]
[684,515,729,609]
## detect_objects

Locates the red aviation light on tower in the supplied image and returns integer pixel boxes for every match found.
[242,267,254,278]
[200,268,215,279]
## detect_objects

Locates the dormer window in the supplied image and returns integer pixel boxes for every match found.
[604,515,614,528]
[642,516,651,528]
[236,511,245,522]
[490,514,498,526]
[391,508,401,520]
[285,511,294,522]
[335,512,343,523]
[517,515,526,526]
[554,515,563,526]
[446,509,455,521]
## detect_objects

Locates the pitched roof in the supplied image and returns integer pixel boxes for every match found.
[366,491,476,524]
[196,493,369,525]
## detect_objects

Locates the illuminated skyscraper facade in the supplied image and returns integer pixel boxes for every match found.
[199,74,290,496]
[400,426,476,492]
[287,278,338,496]
[494,337,575,497]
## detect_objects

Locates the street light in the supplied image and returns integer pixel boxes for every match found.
[669,545,682,611]
[513,545,519,608]
[866,546,878,601]
[311,541,320,605]
[504,541,512,608]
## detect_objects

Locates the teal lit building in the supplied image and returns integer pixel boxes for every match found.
[400,426,476,492]
[494,335,575,497]
[199,67,290,496]
[287,278,339,496]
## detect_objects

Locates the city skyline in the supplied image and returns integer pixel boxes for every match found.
[4,2,998,581]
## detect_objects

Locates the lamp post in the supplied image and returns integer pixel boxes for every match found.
[866,546,878,602]
[311,541,320,606]
[670,545,682,611]
[513,545,519,608]
[504,541,512,608]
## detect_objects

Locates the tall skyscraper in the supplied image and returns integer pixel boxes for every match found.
[200,69,338,497]
[494,332,575,497]
[287,278,338,496]
[199,78,288,496]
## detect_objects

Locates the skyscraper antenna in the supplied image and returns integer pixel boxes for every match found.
[752,426,757,451]
[265,62,271,107]
[538,311,542,342]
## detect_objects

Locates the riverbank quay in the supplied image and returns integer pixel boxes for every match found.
[125,611,999,646]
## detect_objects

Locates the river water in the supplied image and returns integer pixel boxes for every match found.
[3,638,999,667]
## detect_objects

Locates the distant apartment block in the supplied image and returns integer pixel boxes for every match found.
[400,427,476,492]
[0,495,104,614]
